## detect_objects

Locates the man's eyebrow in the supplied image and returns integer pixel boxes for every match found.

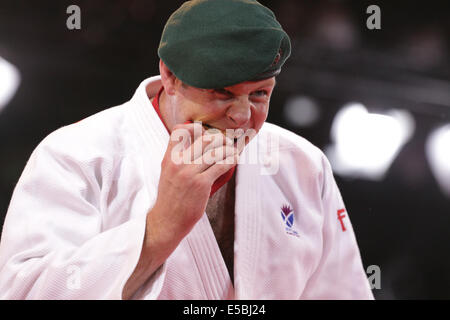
[213,88,233,94]
[255,78,277,89]
[210,79,276,94]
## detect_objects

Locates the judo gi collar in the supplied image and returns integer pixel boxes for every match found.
[157,0,291,89]
[151,86,236,197]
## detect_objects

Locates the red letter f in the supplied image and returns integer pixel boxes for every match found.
[337,208,347,232]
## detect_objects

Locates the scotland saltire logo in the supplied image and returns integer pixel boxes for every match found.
[280,204,299,237]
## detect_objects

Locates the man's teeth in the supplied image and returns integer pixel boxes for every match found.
[202,124,220,132]
[202,124,245,140]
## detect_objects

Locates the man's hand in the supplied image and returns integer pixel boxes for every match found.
[154,122,239,236]
[123,122,240,299]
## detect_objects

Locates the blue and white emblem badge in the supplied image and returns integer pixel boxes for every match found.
[280,204,300,237]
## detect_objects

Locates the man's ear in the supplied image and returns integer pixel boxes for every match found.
[159,59,177,95]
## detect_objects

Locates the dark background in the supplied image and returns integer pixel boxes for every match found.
[0,0,449,299]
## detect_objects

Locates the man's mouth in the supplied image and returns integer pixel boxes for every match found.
[201,123,216,131]
[202,123,243,144]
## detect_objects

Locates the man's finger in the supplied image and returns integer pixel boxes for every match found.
[201,152,239,181]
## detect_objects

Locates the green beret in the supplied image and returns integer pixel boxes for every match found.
[158,0,291,89]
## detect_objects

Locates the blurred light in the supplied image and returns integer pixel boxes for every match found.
[0,57,20,113]
[403,27,446,69]
[426,124,450,197]
[314,8,358,50]
[325,103,415,180]
[284,95,320,127]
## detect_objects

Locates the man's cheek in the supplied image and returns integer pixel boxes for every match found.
[255,112,269,131]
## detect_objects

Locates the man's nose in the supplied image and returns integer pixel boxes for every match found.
[226,97,252,127]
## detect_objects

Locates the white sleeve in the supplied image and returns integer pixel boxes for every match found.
[301,155,374,300]
[0,136,164,299]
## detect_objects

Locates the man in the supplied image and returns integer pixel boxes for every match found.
[0,0,373,299]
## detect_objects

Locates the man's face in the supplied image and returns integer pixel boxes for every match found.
[171,77,276,138]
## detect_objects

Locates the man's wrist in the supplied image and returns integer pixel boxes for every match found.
[144,205,185,267]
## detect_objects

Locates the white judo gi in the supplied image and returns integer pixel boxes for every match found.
[0,76,374,300]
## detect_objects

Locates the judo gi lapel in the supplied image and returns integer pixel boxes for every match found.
[233,139,264,300]
[233,167,262,299]
[130,76,170,189]
[185,214,235,299]
[232,127,288,299]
